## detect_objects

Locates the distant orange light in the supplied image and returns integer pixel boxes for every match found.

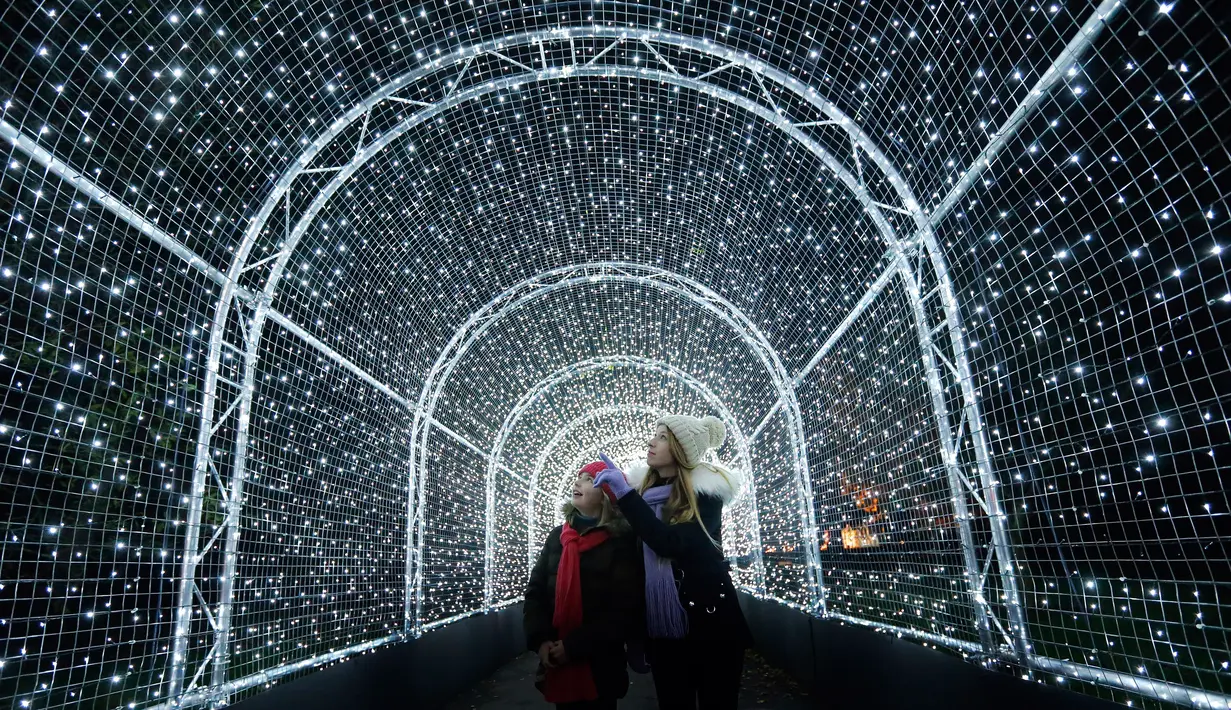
[841,525,880,549]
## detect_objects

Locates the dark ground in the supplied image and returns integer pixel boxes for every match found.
[443,650,812,709]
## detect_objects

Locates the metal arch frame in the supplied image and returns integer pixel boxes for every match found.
[209,35,918,633]
[896,247,1031,660]
[160,26,1004,696]
[160,39,895,696]
[16,5,1219,707]
[484,354,764,607]
[161,30,928,666]
[409,262,819,633]
[898,262,997,655]
[162,12,1157,699]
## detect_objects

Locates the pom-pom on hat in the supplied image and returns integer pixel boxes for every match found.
[654,414,726,468]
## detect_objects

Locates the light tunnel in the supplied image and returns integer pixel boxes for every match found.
[0,1,1228,709]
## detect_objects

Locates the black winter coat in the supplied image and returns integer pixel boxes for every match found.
[523,511,644,700]
[617,482,754,649]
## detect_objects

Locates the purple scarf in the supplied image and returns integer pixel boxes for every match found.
[642,485,688,639]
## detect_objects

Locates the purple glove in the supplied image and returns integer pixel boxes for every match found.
[593,453,633,500]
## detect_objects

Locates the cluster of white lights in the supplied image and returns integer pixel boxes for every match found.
[0,1,1228,710]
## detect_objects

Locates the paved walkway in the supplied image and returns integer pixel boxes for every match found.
[443,650,812,709]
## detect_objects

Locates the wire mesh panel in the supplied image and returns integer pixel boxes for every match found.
[0,197,216,708]
[417,435,488,626]
[227,323,410,695]
[1,0,1229,707]
[931,3,1231,704]
[802,282,982,647]
[429,283,782,450]
[748,410,815,610]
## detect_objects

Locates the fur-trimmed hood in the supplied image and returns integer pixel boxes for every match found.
[560,500,632,535]
[625,460,743,505]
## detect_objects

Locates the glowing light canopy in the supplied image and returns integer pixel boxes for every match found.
[0,2,1228,709]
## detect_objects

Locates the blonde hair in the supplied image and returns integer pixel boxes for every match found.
[640,428,729,549]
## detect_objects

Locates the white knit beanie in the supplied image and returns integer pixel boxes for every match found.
[655,414,726,468]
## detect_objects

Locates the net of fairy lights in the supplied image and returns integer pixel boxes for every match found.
[418,280,804,624]
[3,0,1230,708]
[0,205,218,708]
[925,4,1231,705]
[802,279,984,647]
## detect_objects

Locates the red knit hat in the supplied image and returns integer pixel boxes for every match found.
[578,461,609,478]
[578,460,626,504]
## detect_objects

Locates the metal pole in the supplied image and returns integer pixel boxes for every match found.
[930,252,1032,662]
[0,120,238,290]
[167,319,229,697]
[899,262,996,655]
[923,0,1125,227]
[483,436,497,612]
[208,297,270,695]
[747,248,906,444]
[406,419,421,635]
[414,421,428,636]
[166,270,253,701]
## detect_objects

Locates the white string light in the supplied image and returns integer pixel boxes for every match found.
[1,2,1228,709]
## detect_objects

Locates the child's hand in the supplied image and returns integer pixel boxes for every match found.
[538,641,557,668]
[548,640,569,665]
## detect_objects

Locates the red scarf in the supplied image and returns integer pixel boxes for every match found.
[543,522,611,703]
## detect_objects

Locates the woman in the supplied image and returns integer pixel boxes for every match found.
[523,461,643,710]
[594,414,753,710]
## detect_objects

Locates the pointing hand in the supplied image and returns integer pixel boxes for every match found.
[593,453,633,500]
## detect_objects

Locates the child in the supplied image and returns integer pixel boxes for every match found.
[595,415,753,710]
[524,461,643,710]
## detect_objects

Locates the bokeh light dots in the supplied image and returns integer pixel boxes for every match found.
[1,2,1229,709]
